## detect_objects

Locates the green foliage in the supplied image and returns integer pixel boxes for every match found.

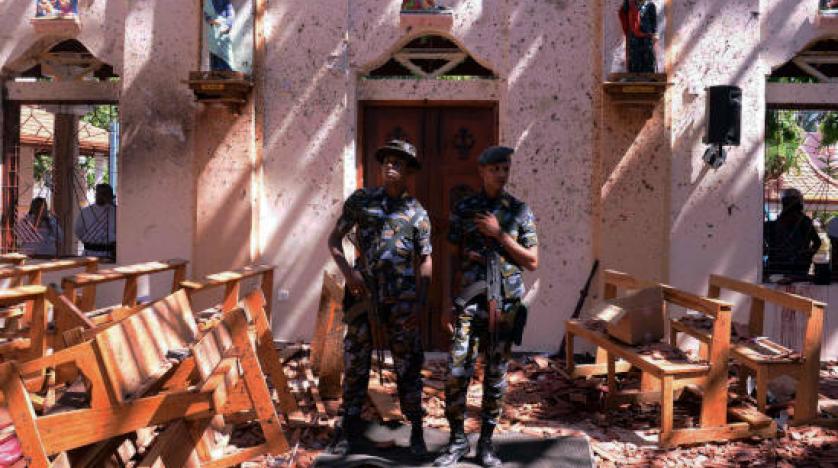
[766,110,804,180]
[33,153,108,192]
[820,112,838,149]
[33,153,53,185]
[767,76,818,84]
[814,211,838,228]
[81,105,118,130]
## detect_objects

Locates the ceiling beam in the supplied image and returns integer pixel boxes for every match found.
[4,80,119,103]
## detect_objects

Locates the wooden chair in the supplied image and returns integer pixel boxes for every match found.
[1,289,289,467]
[565,270,774,447]
[180,264,298,416]
[671,274,825,424]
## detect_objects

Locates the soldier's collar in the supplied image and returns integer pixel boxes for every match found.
[480,189,510,204]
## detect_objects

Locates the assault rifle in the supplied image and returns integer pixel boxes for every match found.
[557,260,599,360]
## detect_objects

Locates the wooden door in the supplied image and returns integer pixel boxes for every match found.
[361,102,498,349]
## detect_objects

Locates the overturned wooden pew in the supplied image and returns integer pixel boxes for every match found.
[180,264,299,417]
[1,289,289,467]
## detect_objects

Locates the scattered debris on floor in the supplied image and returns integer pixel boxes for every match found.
[232,354,838,467]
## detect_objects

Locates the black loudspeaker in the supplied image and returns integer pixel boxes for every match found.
[704,85,742,146]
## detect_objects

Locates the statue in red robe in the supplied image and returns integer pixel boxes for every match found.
[619,0,658,73]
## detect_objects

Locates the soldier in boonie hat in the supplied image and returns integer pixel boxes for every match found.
[375,139,422,170]
[327,137,432,458]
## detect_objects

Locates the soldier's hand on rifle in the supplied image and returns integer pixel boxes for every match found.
[346,270,368,298]
[475,213,501,239]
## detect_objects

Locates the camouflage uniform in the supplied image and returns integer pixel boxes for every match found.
[336,186,432,421]
[444,190,537,425]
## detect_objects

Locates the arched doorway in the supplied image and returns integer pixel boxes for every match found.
[2,39,119,258]
[359,34,499,349]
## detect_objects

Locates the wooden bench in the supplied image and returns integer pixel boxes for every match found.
[60,258,187,320]
[0,286,48,365]
[1,289,289,467]
[671,274,825,424]
[0,254,27,267]
[0,258,98,353]
[180,264,299,416]
[565,270,775,447]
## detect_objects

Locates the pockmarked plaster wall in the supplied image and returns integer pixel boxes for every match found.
[0,0,127,75]
[118,0,199,298]
[260,0,352,342]
[666,0,766,323]
[259,0,598,351]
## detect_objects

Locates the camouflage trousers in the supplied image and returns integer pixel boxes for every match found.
[444,299,514,426]
[342,301,425,421]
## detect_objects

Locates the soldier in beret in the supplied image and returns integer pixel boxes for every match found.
[327,140,432,457]
[434,146,539,467]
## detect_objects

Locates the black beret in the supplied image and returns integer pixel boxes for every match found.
[478,146,514,165]
[375,139,421,170]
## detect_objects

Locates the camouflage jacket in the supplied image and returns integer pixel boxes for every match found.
[337,187,432,302]
[448,190,538,303]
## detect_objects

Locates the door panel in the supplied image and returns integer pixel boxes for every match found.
[361,103,497,350]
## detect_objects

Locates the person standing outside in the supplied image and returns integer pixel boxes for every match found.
[434,146,538,467]
[75,183,117,261]
[15,197,63,258]
[327,140,432,457]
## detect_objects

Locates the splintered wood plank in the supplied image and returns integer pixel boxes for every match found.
[243,289,298,415]
[138,421,200,468]
[225,308,289,454]
[368,379,402,422]
[728,406,774,430]
[201,445,268,468]
[310,272,345,400]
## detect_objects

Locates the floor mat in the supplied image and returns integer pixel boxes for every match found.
[313,420,595,468]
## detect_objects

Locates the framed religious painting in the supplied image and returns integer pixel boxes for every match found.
[31,0,80,34]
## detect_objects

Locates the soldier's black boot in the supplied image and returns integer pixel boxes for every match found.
[409,418,428,456]
[476,423,502,467]
[329,415,362,456]
[432,419,469,466]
